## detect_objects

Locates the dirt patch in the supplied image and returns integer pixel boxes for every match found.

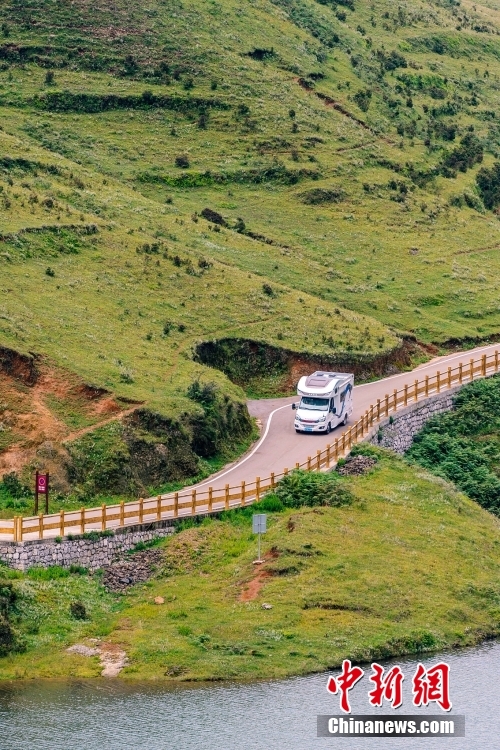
[67,639,128,676]
[239,548,279,602]
[239,568,271,602]
[0,345,39,385]
[0,355,139,484]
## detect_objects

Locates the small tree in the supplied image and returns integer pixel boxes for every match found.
[175,154,190,168]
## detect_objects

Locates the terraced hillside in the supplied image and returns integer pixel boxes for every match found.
[2,0,500,497]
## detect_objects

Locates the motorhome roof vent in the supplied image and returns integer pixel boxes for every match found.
[304,372,336,388]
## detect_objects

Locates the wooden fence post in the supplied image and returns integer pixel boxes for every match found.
[208,486,213,512]
[256,478,261,502]
[384,394,389,417]
[19,516,23,541]
[191,489,197,514]
[448,366,452,388]
[138,498,144,525]
[482,354,487,376]
[459,363,463,384]
[334,439,339,461]
[370,404,374,425]
[157,496,162,521]
[119,502,124,528]
[414,379,418,403]
[436,371,441,393]
[425,376,429,397]
[393,389,398,411]
[295,462,300,469]
[495,350,499,371]
[316,451,321,470]
[60,509,65,537]
[225,484,229,510]
[102,504,107,531]
[404,384,408,407]
[284,468,289,475]
[470,358,474,381]
[174,492,179,518]
[81,506,86,534]
[270,472,275,489]
[307,456,312,471]
[377,399,381,420]
[39,513,43,540]
[12,517,17,543]
[326,444,331,468]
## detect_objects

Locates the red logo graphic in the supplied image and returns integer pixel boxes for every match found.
[412,662,452,712]
[327,659,365,714]
[368,663,404,709]
[327,661,452,714]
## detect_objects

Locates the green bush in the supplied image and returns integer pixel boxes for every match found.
[406,375,500,514]
[272,469,354,508]
[476,161,500,209]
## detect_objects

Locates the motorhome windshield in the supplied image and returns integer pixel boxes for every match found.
[299,397,329,410]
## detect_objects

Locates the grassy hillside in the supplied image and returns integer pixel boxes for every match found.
[1,450,500,680]
[3,0,500,490]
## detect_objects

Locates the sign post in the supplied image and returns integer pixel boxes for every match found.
[35,471,49,514]
[252,513,267,564]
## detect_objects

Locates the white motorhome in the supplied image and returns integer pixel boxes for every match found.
[292,371,354,434]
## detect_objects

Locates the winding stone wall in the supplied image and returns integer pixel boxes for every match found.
[0,520,176,572]
[367,386,461,454]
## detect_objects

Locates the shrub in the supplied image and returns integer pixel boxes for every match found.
[0,473,28,499]
[262,283,274,296]
[476,161,500,209]
[272,469,354,509]
[174,154,190,168]
[300,188,345,205]
[70,601,88,620]
[45,70,55,86]
[200,207,226,225]
[45,267,55,277]
[441,134,483,175]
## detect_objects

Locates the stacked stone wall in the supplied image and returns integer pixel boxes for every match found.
[367,387,461,454]
[0,521,176,572]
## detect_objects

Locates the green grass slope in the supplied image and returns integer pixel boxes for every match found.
[3,0,500,489]
[1,452,500,680]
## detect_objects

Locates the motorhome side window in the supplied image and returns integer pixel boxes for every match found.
[340,389,346,402]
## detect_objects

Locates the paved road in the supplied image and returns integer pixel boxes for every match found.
[191,342,499,491]
[13,342,500,541]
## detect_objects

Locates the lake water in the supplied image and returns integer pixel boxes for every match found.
[0,641,499,750]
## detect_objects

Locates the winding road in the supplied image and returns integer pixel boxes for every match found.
[193,342,500,493]
[10,342,500,541]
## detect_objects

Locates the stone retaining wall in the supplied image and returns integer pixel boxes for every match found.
[367,386,461,454]
[0,520,176,572]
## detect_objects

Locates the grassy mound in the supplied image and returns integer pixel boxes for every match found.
[2,452,500,681]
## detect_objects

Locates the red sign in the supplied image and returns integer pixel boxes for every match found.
[37,473,49,494]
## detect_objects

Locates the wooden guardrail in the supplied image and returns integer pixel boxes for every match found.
[9,350,500,542]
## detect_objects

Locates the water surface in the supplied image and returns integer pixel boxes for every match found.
[0,642,498,749]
